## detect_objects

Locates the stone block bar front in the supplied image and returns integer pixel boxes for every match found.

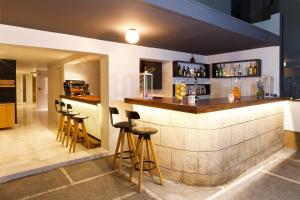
[125,97,287,186]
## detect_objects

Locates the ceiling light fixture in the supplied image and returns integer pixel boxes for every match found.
[125,29,140,44]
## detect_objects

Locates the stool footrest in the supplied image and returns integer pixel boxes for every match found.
[134,160,156,171]
[116,150,134,159]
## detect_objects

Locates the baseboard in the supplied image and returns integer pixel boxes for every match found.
[284,130,300,149]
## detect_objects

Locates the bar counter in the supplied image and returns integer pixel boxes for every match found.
[125,96,287,186]
[59,95,100,105]
[125,96,288,114]
[60,95,101,139]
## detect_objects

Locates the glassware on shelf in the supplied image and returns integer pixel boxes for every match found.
[140,71,153,99]
[175,81,186,101]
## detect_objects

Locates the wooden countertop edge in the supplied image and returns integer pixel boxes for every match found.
[124,97,288,114]
[60,95,101,105]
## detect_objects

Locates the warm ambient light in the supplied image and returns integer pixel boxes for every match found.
[125,29,140,44]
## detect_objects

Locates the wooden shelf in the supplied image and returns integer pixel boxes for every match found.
[212,59,261,78]
[173,60,210,78]
[0,85,15,88]
[0,80,16,88]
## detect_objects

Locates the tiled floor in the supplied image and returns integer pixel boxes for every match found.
[0,104,109,183]
[1,149,299,200]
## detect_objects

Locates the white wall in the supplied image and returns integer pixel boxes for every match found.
[64,60,100,95]
[0,24,280,152]
[206,46,280,98]
[284,101,300,132]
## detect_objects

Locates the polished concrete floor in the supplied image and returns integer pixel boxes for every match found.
[0,148,299,200]
[0,104,109,183]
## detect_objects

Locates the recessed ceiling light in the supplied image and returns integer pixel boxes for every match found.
[125,29,140,44]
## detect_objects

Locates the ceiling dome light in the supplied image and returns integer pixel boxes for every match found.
[125,29,140,44]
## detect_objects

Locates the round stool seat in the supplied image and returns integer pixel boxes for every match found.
[113,121,131,129]
[65,111,79,117]
[71,115,89,120]
[132,127,157,136]
[58,110,67,114]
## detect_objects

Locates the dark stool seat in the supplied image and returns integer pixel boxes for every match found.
[132,127,157,136]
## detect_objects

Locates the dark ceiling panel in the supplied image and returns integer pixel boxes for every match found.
[0,0,280,55]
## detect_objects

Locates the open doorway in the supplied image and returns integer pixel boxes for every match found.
[0,44,107,182]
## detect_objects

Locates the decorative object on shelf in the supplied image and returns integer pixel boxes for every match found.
[256,80,265,99]
[175,81,186,101]
[228,93,235,103]
[125,28,140,44]
[140,69,153,99]
[212,59,261,78]
[231,78,241,101]
[190,54,196,63]
[173,60,210,78]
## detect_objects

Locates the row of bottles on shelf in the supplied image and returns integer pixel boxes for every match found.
[177,64,206,78]
[215,62,258,77]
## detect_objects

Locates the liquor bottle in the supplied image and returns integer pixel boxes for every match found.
[215,66,219,77]
[182,66,186,77]
[219,65,223,77]
[197,68,201,78]
[202,66,206,78]
[222,64,227,76]
[248,62,253,76]
[238,65,242,76]
[198,67,202,77]
[253,62,257,76]
[178,64,182,76]
[187,67,190,77]
[190,54,195,63]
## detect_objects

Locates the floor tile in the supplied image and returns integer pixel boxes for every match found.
[0,169,69,200]
[63,156,115,182]
[31,173,137,200]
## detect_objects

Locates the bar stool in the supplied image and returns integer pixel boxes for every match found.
[55,101,67,141]
[109,107,136,172]
[61,104,80,147]
[69,114,91,153]
[126,110,163,192]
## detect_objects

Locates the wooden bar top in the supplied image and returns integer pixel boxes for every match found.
[125,96,288,114]
[60,95,101,105]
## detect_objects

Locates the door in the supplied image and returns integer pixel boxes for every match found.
[36,70,48,110]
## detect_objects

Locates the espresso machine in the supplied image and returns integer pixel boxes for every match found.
[64,80,90,96]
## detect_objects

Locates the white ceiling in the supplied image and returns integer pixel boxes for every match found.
[0,44,79,73]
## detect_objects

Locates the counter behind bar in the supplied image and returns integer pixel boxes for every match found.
[125,96,288,114]
[59,95,100,105]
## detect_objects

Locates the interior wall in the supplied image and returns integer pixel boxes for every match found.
[64,60,100,95]
[0,24,279,152]
[206,46,280,98]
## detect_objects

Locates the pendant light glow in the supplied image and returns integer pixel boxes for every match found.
[125,29,140,44]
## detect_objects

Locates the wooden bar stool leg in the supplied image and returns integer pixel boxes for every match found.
[130,136,141,182]
[126,132,135,166]
[62,117,70,146]
[69,120,78,153]
[66,119,73,148]
[145,139,153,177]
[81,121,90,149]
[59,116,66,142]
[119,129,126,173]
[113,129,123,165]
[149,139,163,185]
[56,114,64,140]
[137,137,145,192]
